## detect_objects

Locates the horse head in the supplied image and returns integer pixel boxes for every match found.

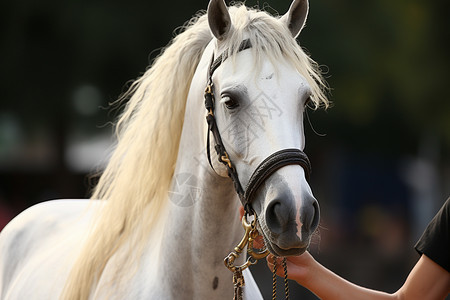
[205,0,322,257]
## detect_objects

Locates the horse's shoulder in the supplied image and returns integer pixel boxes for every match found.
[2,199,89,236]
[0,199,99,260]
[0,199,100,298]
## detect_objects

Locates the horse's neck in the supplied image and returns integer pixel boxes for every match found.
[159,177,242,296]
[158,152,243,298]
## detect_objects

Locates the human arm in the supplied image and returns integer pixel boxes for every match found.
[395,254,450,300]
[267,252,450,300]
[268,252,395,300]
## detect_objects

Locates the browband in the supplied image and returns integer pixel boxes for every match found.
[208,39,252,78]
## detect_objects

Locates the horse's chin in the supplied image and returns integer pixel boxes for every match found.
[260,231,309,257]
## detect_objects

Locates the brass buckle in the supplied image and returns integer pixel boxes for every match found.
[220,152,233,170]
[204,84,213,95]
[205,85,214,116]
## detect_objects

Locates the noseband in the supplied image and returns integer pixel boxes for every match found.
[204,39,312,214]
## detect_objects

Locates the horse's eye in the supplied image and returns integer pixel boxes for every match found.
[223,96,239,110]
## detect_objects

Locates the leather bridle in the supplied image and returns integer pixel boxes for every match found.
[204,39,312,215]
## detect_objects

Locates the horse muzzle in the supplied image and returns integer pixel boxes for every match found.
[259,187,320,256]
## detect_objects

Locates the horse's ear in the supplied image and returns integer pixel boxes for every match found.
[280,0,309,38]
[207,0,231,41]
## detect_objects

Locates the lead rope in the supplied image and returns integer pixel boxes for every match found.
[272,257,290,300]
[283,258,290,299]
[272,258,278,299]
[233,270,244,300]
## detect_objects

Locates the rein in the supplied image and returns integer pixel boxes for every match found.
[204,39,311,300]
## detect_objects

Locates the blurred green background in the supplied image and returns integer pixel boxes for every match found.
[1,0,449,298]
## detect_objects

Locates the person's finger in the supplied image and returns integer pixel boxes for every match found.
[266,255,286,276]
[252,234,264,249]
[239,205,245,220]
[267,254,283,264]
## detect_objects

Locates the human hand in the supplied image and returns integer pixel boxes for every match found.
[266,252,316,285]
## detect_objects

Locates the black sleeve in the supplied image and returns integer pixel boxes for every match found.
[414,197,449,272]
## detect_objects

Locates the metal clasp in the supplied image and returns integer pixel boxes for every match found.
[224,215,269,273]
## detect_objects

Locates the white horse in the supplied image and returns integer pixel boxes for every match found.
[0,0,328,299]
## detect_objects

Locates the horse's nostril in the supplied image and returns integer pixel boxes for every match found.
[301,196,320,233]
[265,200,289,235]
[311,199,320,231]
